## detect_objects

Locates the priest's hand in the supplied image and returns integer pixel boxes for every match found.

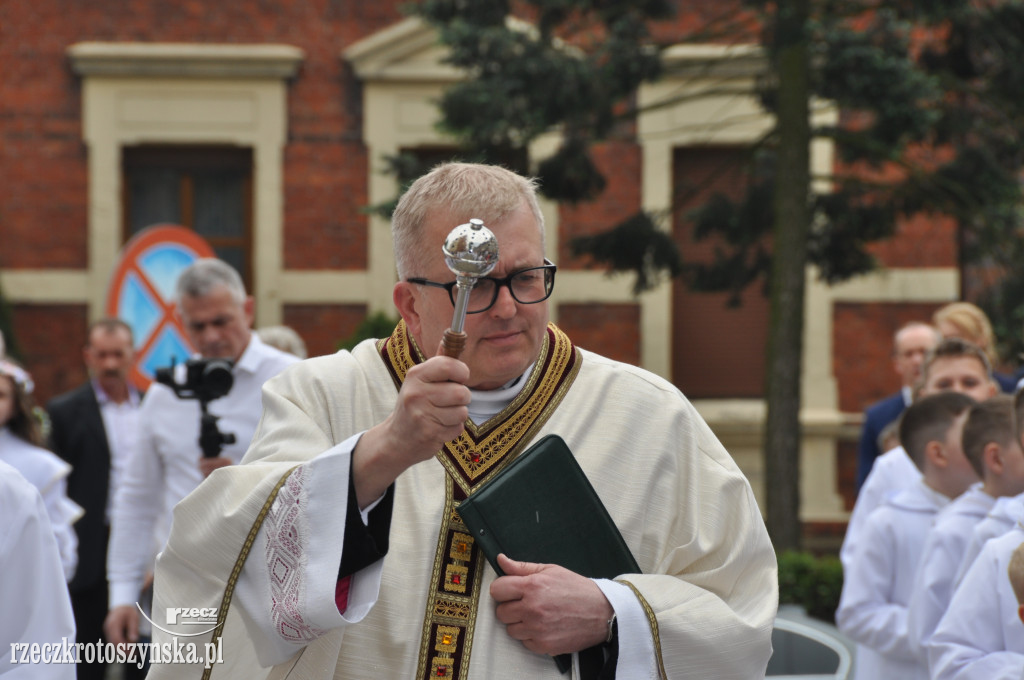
[352,342,470,508]
[104,604,140,645]
[490,554,614,655]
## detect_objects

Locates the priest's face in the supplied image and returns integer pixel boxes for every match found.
[396,204,549,390]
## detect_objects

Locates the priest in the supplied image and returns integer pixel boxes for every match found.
[149,162,777,679]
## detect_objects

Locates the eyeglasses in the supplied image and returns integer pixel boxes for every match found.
[408,259,557,314]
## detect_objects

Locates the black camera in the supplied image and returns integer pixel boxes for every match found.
[154,358,236,458]
[155,358,234,403]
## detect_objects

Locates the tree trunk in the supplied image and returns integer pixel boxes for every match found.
[765,0,811,551]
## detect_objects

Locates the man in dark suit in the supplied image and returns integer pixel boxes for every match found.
[48,318,143,680]
[855,321,940,491]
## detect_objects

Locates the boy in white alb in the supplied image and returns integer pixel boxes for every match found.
[954,492,1024,586]
[929,527,1024,679]
[907,395,1024,667]
[837,391,978,679]
[929,390,1024,679]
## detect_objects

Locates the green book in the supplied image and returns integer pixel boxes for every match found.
[456,434,641,674]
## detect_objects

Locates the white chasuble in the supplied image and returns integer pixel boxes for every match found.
[149,322,776,680]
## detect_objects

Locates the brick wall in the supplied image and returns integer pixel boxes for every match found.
[868,213,959,269]
[556,303,641,366]
[0,9,88,269]
[10,304,89,405]
[282,303,370,360]
[557,141,642,269]
[284,143,369,270]
[833,301,944,414]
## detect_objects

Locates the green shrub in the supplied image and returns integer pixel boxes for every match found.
[337,311,400,351]
[777,550,844,623]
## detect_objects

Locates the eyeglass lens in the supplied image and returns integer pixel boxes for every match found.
[464,267,553,313]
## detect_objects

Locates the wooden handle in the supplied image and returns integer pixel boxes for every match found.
[441,329,467,358]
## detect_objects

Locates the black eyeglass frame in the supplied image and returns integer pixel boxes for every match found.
[407,259,557,314]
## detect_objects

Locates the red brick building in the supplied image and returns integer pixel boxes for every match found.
[0,1,967,526]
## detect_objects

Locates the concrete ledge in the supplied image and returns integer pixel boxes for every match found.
[68,42,304,79]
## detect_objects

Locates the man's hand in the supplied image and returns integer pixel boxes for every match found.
[198,456,232,478]
[490,554,614,656]
[104,605,140,645]
[352,343,471,508]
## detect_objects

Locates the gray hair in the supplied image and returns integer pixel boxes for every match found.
[391,162,545,278]
[893,321,940,349]
[256,325,308,359]
[175,258,246,305]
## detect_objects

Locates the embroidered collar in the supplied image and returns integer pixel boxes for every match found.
[378,320,580,495]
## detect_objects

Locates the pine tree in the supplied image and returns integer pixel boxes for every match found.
[408,0,1024,548]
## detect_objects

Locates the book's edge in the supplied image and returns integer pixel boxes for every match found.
[455,500,506,576]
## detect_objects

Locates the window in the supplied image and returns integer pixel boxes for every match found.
[123,145,253,288]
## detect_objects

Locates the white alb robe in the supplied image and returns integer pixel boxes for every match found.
[841,445,920,573]
[0,427,82,581]
[906,484,995,666]
[953,492,1024,588]
[837,478,949,680]
[149,332,777,679]
[929,526,1024,679]
[0,460,76,679]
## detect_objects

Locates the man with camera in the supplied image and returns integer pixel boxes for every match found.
[103,258,299,648]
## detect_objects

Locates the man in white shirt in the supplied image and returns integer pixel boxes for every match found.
[48,319,142,680]
[103,259,298,647]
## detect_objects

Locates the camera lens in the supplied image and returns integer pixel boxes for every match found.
[154,366,174,387]
[202,360,234,398]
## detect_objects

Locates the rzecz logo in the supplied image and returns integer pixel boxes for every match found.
[136,604,219,637]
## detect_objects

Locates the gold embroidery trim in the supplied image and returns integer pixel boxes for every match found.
[445,327,578,489]
[444,564,469,594]
[450,533,473,561]
[204,465,300,680]
[432,600,472,621]
[378,320,581,495]
[618,579,668,680]
[416,477,483,679]
[382,319,582,678]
